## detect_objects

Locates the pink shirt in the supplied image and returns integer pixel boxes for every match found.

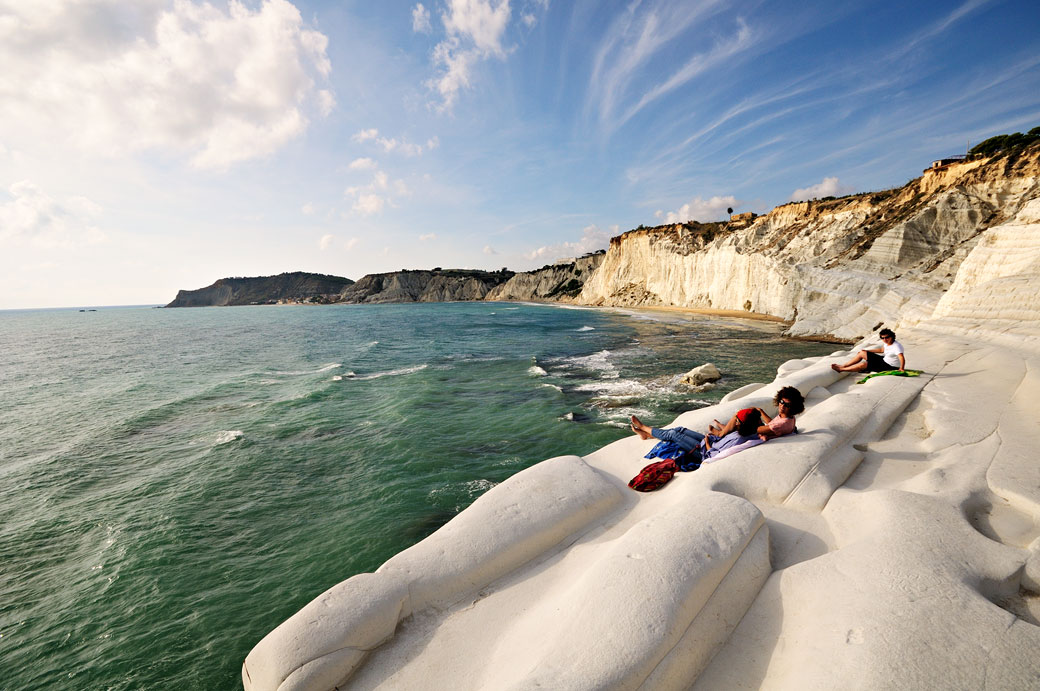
[761,415,795,440]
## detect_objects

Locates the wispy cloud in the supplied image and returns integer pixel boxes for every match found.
[586,0,740,132]
[412,3,432,33]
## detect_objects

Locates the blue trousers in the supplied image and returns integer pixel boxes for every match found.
[651,426,705,453]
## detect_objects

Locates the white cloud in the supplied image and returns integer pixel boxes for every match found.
[483,245,497,254]
[789,177,854,201]
[319,233,360,251]
[524,224,612,263]
[378,137,424,156]
[352,128,380,142]
[655,195,739,223]
[0,181,108,249]
[426,0,513,110]
[317,89,336,116]
[426,136,440,150]
[420,233,437,241]
[301,202,316,215]
[0,0,333,169]
[353,194,386,215]
[521,13,536,27]
[348,157,377,170]
[412,3,432,33]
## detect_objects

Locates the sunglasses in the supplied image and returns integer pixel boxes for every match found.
[778,400,793,407]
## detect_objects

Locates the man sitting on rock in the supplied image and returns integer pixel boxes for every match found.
[831,328,905,373]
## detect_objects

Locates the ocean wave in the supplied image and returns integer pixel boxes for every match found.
[572,377,648,396]
[271,363,342,376]
[463,479,497,496]
[576,326,595,331]
[541,383,563,392]
[215,430,243,444]
[353,364,428,380]
[527,365,548,376]
[331,371,357,381]
[556,349,619,377]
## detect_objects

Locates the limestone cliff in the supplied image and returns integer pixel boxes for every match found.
[484,252,605,302]
[165,272,354,307]
[337,268,514,303]
[577,145,1040,341]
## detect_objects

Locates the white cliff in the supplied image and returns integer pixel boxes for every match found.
[244,144,1040,690]
[577,147,1040,342]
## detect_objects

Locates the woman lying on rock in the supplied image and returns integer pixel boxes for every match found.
[831,328,905,373]
[630,386,806,462]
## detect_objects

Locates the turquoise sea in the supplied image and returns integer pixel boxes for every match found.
[0,302,836,689]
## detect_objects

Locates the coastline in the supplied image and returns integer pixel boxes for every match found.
[244,320,1040,689]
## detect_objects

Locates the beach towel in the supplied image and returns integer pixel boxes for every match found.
[856,369,922,384]
[644,440,684,460]
[628,458,678,492]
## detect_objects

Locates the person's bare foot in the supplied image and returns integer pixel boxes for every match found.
[630,415,652,440]
[831,363,841,372]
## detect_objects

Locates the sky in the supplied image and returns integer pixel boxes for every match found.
[1,0,1038,309]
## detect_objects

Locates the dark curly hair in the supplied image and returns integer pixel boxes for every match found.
[773,386,805,416]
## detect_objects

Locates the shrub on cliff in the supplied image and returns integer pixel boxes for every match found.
[969,128,1040,157]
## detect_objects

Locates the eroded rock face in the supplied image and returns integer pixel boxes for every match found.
[576,146,1040,341]
[485,253,604,302]
[337,269,514,303]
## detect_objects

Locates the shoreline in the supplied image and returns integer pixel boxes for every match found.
[243,322,1040,689]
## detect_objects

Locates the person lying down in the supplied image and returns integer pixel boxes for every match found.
[630,386,805,466]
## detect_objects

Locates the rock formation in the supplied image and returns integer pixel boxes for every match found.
[337,268,513,303]
[165,272,354,307]
[576,145,1040,341]
[484,252,605,302]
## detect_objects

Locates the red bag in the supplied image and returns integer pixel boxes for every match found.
[628,458,678,492]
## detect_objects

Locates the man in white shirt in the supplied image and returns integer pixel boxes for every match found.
[831,328,906,373]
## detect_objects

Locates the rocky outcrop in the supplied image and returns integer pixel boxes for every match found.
[165,272,354,307]
[484,252,604,302]
[577,145,1040,342]
[337,269,514,303]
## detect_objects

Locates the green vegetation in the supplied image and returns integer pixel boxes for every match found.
[968,127,1040,157]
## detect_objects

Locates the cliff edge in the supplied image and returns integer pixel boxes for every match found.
[577,145,1040,341]
[165,272,354,307]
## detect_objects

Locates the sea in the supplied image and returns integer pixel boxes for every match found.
[0,301,837,689]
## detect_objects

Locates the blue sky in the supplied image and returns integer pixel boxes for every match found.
[1,0,1038,308]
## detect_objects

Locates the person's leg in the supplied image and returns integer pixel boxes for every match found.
[832,350,870,372]
[630,415,653,440]
[651,426,704,452]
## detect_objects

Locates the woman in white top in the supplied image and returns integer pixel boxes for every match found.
[831,328,905,373]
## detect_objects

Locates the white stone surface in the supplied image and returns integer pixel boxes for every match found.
[680,362,722,386]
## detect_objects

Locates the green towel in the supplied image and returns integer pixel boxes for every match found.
[856,369,922,384]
